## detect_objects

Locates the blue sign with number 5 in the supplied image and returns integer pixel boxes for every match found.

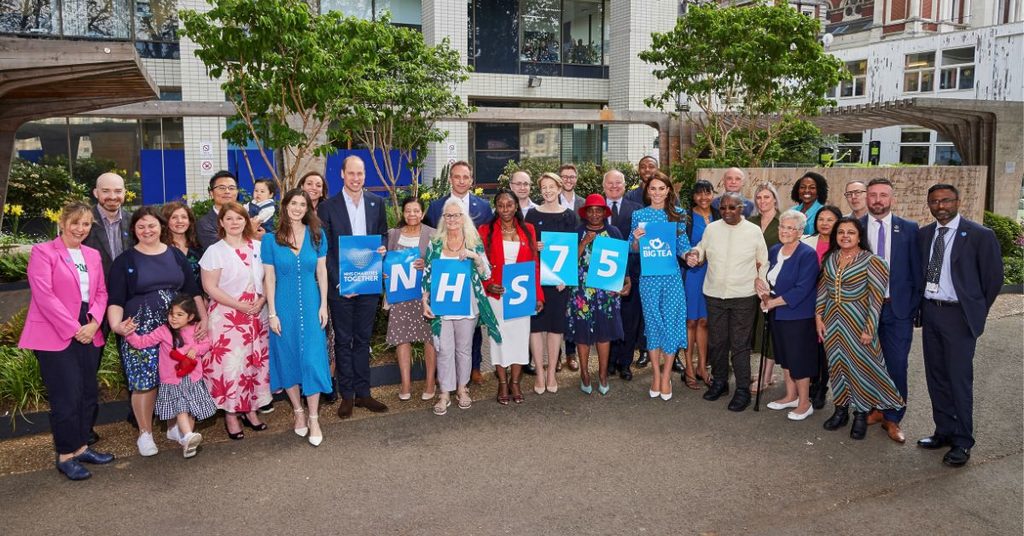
[585,236,629,292]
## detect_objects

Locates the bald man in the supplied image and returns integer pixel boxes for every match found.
[710,168,755,217]
[84,172,132,274]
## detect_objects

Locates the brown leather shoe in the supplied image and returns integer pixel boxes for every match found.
[866,409,884,426]
[881,420,906,443]
[354,396,389,413]
[566,358,580,372]
[337,398,355,420]
[470,369,484,385]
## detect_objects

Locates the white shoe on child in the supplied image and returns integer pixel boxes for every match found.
[181,432,203,458]
[137,432,158,457]
[167,425,181,443]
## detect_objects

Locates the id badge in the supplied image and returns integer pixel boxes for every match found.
[925,282,939,293]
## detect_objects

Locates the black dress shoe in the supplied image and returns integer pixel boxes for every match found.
[87,429,100,446]
[672,355,685,373]
[355,396,389,413]
[607,363,618,376]
[727,388,751,412]
[337,398,355,419]
[822,405,848,430]
[56,458,91,481]
[942,446,970,467]
[703,380,729,401]
[523,362,537,376]
[917,435,952,450]
[619,368,633,381]
[635,352,650,368]
[74,447,115,465]
[850,411,867,440]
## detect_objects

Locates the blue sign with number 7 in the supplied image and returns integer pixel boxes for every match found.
[539,231,578,286]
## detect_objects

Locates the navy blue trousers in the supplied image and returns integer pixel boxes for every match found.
[329,295,379,399]
[878,302,913,422]
[921,300,976,449]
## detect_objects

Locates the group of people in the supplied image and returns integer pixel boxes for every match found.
[18,154,1003,482]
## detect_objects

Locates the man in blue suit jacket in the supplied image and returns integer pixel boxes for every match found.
[861,178,922,443]
[916,184,1002,467]
[424,161,493,382]
[319,156,390,419]
[603,169,645,379]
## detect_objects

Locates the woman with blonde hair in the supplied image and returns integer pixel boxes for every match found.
[422,198,500,415]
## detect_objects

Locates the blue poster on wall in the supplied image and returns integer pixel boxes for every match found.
[429,259,472,317]
[639,222,679,276]
[539,231,578,286]
[384,249,422,304]
[584,236,629,292]
[339,236,383,295]
[502,261,537,319]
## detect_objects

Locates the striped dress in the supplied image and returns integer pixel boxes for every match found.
[816,250,904,413]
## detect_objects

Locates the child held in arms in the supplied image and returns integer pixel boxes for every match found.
[248,178,277,234]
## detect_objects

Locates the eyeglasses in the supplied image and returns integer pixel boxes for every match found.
[212,185,238,192]
[927,198,958,207]
[442,213,463,219]
[779,225,803,232]
[844,190,866,198]
[559,175,577,180]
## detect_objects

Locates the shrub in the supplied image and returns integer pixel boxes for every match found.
[983,211,1024,258]
[0,346,47,420]
[97,335,127,394]
[6,158,88,216]
[1003,255,1024,285]
[0,308,26,346]
[0,252,29,283]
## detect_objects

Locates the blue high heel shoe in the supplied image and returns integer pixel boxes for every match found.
[579,380,593,395]
[597,382,610,396]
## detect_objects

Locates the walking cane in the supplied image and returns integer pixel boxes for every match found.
[753,309,771,412]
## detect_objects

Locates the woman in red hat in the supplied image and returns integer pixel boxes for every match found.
[567,194,631,395]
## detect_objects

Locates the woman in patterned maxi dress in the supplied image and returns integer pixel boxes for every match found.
[200,203,271,439]
[816,218,903,439]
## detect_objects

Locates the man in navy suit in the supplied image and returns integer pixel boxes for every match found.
[624,155,658,206]
[319,155,390,419]
[603,169,644,380]
[861,177,922,443]
[425,161,493,383]
[916,184,1002,467]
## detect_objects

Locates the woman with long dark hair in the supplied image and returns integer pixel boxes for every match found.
[800,204,843,409]
[816,217,903,439]
[480,190,543,404]
[682,180,717,389]
[630,172,690,401]
[262,189,331,446]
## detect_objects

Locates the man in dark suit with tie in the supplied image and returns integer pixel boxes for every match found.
[916,184,1002,467]
[603,169,643,380]
[424,161,493,383]
[319,155,390,419]
[861,177,922,443]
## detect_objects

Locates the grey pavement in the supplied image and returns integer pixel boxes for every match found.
[1,314,1021,536]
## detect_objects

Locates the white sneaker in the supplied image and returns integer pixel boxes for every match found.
[137,432,158,457]
[167,425,181,443]
[181,432,203,458]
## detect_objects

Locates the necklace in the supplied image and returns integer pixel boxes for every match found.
[444,234,464,254]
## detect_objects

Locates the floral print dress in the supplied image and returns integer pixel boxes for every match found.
[566,224,624,345]
[199,239,271,413]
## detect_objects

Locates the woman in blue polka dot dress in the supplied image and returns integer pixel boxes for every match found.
[630,173,690,401]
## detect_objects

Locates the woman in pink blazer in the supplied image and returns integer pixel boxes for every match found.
[19,202,115,481]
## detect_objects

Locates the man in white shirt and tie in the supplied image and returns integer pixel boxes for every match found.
[603,170,643,379]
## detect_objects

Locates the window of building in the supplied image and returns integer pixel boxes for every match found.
[903,52,935,93]
[0,0,55,35]
[939,46,975,91]
[469,0,608,79]
[321,0,422,28]
[63,0,133,39]
[836,132,864,163]
[899,128,931,165]
[839,59,867,98]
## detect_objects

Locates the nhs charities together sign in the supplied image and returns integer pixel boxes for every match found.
[351,235,634,307]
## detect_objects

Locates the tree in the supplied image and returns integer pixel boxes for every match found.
[332,13,471,212]
[639,3,846,167]
[180,0,364,192]
[181,1,471,202]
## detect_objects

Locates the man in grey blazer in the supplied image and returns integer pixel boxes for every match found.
[84,172,132,274]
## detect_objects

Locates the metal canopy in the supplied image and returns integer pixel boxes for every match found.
[0,36,159,220]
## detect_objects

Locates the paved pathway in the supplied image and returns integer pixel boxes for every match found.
[1,314,1021,536]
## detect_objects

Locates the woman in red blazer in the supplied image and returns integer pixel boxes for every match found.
[19,202,114,480]
[479,190,544,405]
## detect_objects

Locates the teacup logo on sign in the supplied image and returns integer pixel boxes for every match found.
[643,237,673,258]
